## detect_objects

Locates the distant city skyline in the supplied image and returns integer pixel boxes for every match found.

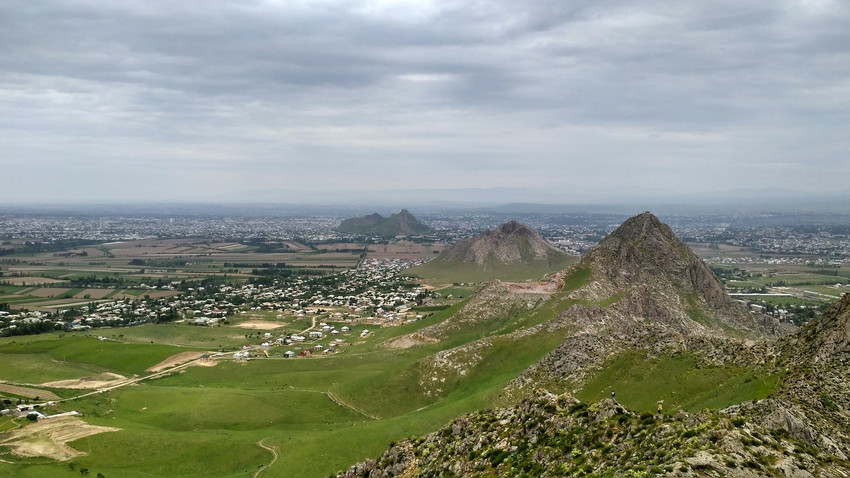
[2,1,849,204]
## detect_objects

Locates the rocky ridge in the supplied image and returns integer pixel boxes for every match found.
[337,209,431,236]
[339,391,844,478]
[746,292,850,459]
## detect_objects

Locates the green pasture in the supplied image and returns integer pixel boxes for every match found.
[115,323,252,349]
[0,335,181,376]
[432,285,482,299]
[0,353,107,384]
[0,285,27,295]
[0,297,551,477]
[576,350,783,414]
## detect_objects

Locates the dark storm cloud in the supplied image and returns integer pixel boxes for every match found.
[1,0,849,202]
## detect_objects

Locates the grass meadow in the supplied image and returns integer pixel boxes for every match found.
[575,350,782,414]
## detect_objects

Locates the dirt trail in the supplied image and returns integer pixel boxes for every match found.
[326,390,379,420]
[253,438,280,478]
[300,316,318,334]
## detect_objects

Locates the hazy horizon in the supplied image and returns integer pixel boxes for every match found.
[3,1,849,204]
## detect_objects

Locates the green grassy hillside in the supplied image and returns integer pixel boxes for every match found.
[576,350,783,414]
[407,254,576,284]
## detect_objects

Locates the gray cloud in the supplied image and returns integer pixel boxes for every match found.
[2,0,849,204]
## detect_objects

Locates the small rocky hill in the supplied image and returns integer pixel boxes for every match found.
[337,209,431,236]
[408,220,575,283]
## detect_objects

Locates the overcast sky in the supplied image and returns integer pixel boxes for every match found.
[2,0,848,205]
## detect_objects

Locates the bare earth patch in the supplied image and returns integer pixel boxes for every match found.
[506,278,564,294]
[235,320,289,330]
[384,332,440,349]
[77,288,113,299]
[0,415,119,461]
[41,373,127,390]
[146,351,214,373]
[0,383,60,401]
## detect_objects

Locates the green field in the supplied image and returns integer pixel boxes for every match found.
[576,350,783,414]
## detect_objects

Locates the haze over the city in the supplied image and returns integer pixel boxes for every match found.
[2,0,849,205]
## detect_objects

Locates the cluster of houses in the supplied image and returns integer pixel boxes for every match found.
[227,322,363,360]
[1,258,429,337]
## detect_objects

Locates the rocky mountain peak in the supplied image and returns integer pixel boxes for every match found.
[493,220,533,236]
[582,211,729,310]
[439,220,565,268]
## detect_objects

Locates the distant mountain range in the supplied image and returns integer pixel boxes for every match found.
[337,209,431,236]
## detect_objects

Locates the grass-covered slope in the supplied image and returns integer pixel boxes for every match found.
[0,285,577,478]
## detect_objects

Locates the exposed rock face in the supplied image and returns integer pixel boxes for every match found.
[337,209,431,236]
[338,392,839,478]
[751,292,850,459]
[436,220,568,270]
[579,211,786,338]
[783,292,850,362]
[583,212,731,309]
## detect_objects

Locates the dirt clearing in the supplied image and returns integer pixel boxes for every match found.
[41,373,127,390]
[28,288,71,298]
[235,320,288,330]
[384,332,440,349]
[146,351,213,373]
[0,415,119,461]
[77,288,113,299]
[0,383,60,401]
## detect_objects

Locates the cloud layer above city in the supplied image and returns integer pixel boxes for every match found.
[2,0,849,204]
